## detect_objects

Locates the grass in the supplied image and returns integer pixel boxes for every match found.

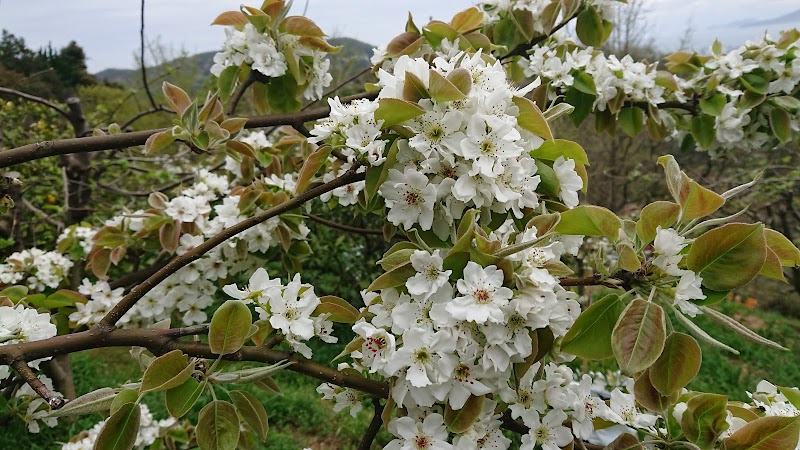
[2,301,798,449]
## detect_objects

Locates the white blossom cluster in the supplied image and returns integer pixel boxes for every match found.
[521,42,666,109]
[652,226,705,317]
[312,50,584,238]
[0,248,74,291]
[68,166,309,328]
[0,304,58,386]
[61,403,176,450]
[210,23,332,101]
[57,226,96,255]
[517,30,800,153]
[223,268,337,357]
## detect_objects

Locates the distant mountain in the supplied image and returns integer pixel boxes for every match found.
[715,8,800,28]
[94,37,375,94]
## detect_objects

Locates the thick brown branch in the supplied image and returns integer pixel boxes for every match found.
[0,325,388,400]
[96,169,366,329]
[0,91,378,169]
[10,360,65,409]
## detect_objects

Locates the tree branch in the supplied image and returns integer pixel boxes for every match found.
[0,87,72,122]
[0,325,389,403]
[119,106,170,130]
[0,91,378,169]
[9,360,65,410]
[501,6,584,60]
[357,398,385,450]
[307,214,384,236]
[19,198,64,231]
[139,0,159,111]
[95,168,366,329]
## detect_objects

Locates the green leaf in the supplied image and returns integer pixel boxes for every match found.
[162,82,191,115]
[94,402,141,450]
[699,93,727,116]
[144,130,176,155]
[636,201,680,245]
[572,71,597,95]
[740,74,769,95]
[554,205,622,240]
[691,115,716,149]
[209,300,253,355]
[229,391,269,440]
[565,87,594,127]
[769,108,792,144]
[444,395,485,434]
[428,69,466,103]
[374,98,425,128]
[367,262,417,292]
[0,285,28,302]
[295,145,332,194]
[618,107,644,137]
[217,65,240,102]
[282,16,325,37]
[165,378,204,418]
[530,139,588,164]
[512,96,553,140]
[110,389,139,415]
[576,5,605,47]
[45,387,116,418]
[612,299,667,374]
[770,95,800,111]
[686,223,767,291]
[657,155,725,221]
[722,416,800,450]
[634,368,679,412]
[764,228,800,267]
[604,433,643,449]
[44,289,86,308]
[561,294,625,359]
[313,296,359,323]
[681,393,730,448]
[197,401,241,450]
[649,333,702,396]
[402,71,430,103]
[140,350,194,394]
[266,75,302,113]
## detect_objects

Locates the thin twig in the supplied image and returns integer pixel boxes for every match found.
[139,0,159,111]
[501,6,584,60]
[0,87,71,123]
[306,214,383,236]
[357,398,385,450]
[120,106,169,130]
[302,66,372,111]
[9,360,65,410]
[20,198,64,231]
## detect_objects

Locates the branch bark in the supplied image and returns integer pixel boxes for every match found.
[0,91,378,169]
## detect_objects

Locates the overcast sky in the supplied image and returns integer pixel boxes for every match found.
[1,0,798,73]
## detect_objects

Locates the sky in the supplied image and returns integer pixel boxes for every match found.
[0,0,798,73]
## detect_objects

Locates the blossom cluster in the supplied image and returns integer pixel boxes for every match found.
[0,248,74,291]
[312,50,585,238]
[651,226,705,317]
[61,403,177,450]
[210,22,332,101]
[479,0,620,29]
[11,374,62,433]
[223,268,336,357]
[68,152,309,328]
[521,41,667,109]
[0,303,58,387]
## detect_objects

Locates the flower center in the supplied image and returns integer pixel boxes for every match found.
[473,288,492,304]
[414,435,430,449]
[405,189,422,206]
[535,425,551,443]
[413,348,431,363]
[425,124,445,142]
[366,336,386,354]
[480,140,495,155]
[455,364,472,383]
[424,265,440,281]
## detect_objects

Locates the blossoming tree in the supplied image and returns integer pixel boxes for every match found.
[1,0,800,449]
